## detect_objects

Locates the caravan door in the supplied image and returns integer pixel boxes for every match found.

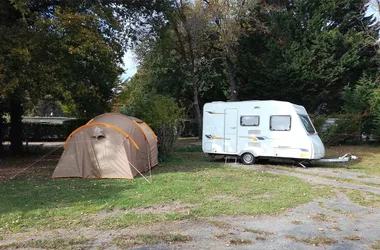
[224,108,238,153]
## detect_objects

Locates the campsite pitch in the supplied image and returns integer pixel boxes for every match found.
[0,140,380,249]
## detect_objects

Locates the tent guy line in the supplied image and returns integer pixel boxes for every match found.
[9,145,62,181]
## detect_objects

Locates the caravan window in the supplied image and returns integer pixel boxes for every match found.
[240,116,259,126]
[270,115,291,131]
[298,114,316,134]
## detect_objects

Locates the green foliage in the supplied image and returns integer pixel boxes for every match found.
[0,0,170,153]
[119,82,185,157]
[319,115,362,146]
[310,115,328,133]
[341,75,380,136]
[1,119,89,142]
[26,95,65,117]
[62,119,90,137]
[236,0,379,113]
[22,123,65,142]
[133,24,227,107]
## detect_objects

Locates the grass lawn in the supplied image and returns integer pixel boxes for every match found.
[323,145,380,176]
[0,140,331,235]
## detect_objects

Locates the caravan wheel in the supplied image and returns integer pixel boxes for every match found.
[241,153,255,165]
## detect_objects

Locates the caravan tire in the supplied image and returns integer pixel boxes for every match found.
[241,153,255,165]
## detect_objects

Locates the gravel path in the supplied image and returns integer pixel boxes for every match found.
[234,164,380,195]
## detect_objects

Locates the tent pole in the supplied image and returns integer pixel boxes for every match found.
[147,150,152,182]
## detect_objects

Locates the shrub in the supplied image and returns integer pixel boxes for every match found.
[341,75,380,138]
[63,119,90,137]
[23,123,65,141]
[2,119,90,142]
[310,115,327,133]
[318,115,362,146]
[120,93,185,158]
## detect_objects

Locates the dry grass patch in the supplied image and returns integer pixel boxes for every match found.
[229,238,253,245]
[213,233,229,239]
[370,242,380,250]
[312,213,334,222]
[208,220,231,229]
[291,220,303,225]
[329,226,341,231]
[131,202,196,215]
[244,228,275,236]
[330,208,358,219]
[286,235,337,246]
[345,190,380,209]
[113,233,190,248]
[344,235,362,241]
[256,236,266,241]
[0,237,92,249]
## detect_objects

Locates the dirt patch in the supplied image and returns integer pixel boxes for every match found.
[0,161,57,182]
[233,163,380,195]
[131,202,197,215]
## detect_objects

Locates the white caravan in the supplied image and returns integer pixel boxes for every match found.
[202,100,325,164]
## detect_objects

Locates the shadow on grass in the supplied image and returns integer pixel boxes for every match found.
[0,178,136,214]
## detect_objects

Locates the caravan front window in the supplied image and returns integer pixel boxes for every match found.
[298,114,316,134]
[270,116,291,131]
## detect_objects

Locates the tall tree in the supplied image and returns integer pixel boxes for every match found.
[0,0,169,154]
[170,0,212,135]
[204,0,261,101]
[236,0,379,112]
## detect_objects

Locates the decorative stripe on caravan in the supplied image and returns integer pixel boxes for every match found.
[239,136,266,141]
[206,111,226,114]
[205,134,230,140]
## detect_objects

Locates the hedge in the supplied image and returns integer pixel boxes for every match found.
[2,119,89,142]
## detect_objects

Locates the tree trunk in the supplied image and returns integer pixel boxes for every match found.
[0,125,4,156]
[10,97,23,155]
[193,83,202,138]
[0,100,7,156]
[226,56,238,101]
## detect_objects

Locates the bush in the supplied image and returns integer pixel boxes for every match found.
[23,123,65,141]
[317,115,362,146]
[341,75,380,138]
[63,119,90,137]
[120,93,185,158]
[2,118,90,142]
[310,115,327,133]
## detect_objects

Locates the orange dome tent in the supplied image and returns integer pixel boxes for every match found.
[53,113,158,179]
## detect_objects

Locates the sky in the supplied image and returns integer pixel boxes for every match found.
[121,50,138,81]
[121,1,380,81]
[367,0,380,20]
